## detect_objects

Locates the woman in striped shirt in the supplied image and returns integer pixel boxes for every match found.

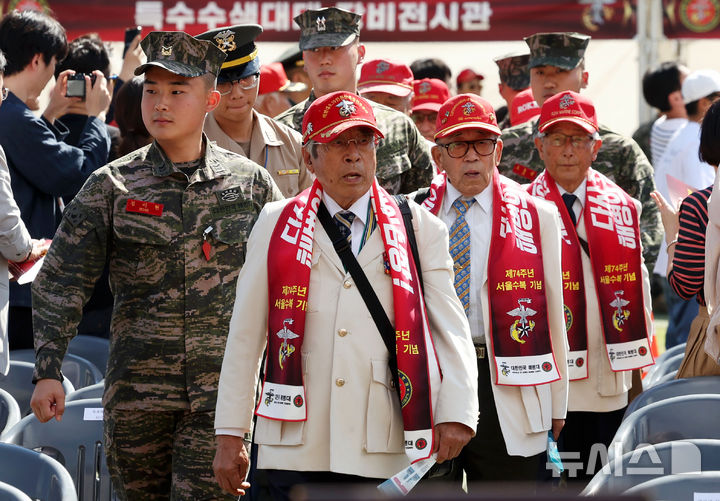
[651,100,720,377]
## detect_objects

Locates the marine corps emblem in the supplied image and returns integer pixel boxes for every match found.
[336,99,356,117]
[507,298,536,344]
[462,102,476,115]
[376,61,390,73]
[500,361,511,377]
[610,290,630,332]
[418,81,431,94]
[316,16,326,31]
[213,30,237,53]
[559,93,575,109]
[276,318,299,370]
[161,45,172,56]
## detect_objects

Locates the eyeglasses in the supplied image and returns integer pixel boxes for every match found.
[437,139,497,158]
[542,133,594,149]
[412,113,437,124]
[216,74,259,95]
[1,88,8,101]
[321,134,378,153]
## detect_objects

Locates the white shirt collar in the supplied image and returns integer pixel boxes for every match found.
[322,189,371,226]
[557,178,587,206]
[443,179,493,217]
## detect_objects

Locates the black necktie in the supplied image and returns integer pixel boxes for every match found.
[562,193,578,226]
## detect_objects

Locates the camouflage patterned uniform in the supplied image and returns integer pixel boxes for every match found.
[275,7,433,195]
[32,31,284,501]
[498,32,662,270]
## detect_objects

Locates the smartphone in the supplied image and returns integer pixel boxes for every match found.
[66,73,86,99]
[123,26,141,56]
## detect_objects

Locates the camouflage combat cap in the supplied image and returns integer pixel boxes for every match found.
[525,32,591,71]
[294,7,361,51]
[135,31,226,77]
[493,51,530,91]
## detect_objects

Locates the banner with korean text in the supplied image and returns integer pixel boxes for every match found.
[3,0,638,42]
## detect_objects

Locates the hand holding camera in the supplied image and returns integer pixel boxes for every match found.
[81,70,112,120]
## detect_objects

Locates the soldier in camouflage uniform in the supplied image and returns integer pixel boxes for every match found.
[498,32,662,270]
[493,51,531,130]
[274,7,433,195]
[30,31,283,500]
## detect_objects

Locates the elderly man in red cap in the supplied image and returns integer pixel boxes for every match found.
[411,78,450,143]
[213,91,478,498]
[413,94,568,486]
[528,91,654,483]
[358,59,414,115]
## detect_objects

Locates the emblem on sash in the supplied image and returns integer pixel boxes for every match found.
[610,290,630,332]
[397,370,412,408]
[276,318,299,370]
[564,304,573,330]
[507,298,537,344]
[264,388,275,406]
[500,361,511,377]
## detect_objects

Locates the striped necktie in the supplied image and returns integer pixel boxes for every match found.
[333,211,355,246]
[449,198,474,314]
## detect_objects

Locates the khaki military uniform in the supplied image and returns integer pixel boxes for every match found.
[275,92,433,194]
[32,139,283,499]
[499,118,662,270]
[204,109,312,198]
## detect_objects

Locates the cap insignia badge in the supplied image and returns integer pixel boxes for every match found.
[376,61,390,74]
[337,99,356,117]
[161,45,172,56]
[559,94,575,109]
[213,30,237,53]
[418,81,431,94]
[316,16,326,32]
[462,102,476,115]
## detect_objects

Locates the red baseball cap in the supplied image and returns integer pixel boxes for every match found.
[538,91,598,134]
[302,91,384,144]
[358,59,413,97]
[509,88,540,126]
[412,79,450,113]
[258,62,307,95]
[434,94,501,140]
[456,68,484,85]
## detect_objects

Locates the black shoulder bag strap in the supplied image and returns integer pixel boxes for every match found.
[317,200,422,401]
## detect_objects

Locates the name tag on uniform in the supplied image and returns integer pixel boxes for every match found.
[277,169,299,176]
[126,199,163,216]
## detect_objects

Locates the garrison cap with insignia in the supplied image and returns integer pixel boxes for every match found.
[294,7,361,51]
[494,51,531,91]
[525,32,591,71]
[135,31,226,78]
[196,24,262,83]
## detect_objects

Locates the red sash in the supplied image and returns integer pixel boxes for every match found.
[422,171,560,386]
[529,169,654,375]
[260,178,440,463]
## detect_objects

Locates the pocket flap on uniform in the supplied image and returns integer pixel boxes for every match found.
[371,358,392,387]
